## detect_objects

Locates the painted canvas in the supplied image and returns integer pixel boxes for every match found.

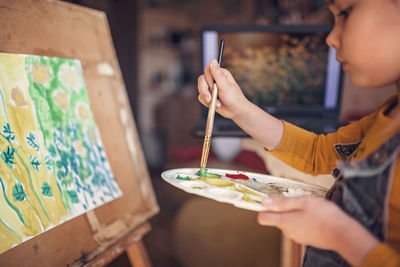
[0,53,122,254]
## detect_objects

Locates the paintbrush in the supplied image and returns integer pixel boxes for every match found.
[199,39,225,177]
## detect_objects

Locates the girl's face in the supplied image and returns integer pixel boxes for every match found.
[326,0,400,88]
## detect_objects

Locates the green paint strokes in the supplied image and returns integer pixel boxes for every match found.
[1,146,15,168]
[26,132,40,151]
[0,178,24,224]
[61,189,71,213]
[12,184,26,201]
[0,133,51,225]
[14,175,45,231]
[66,190,79,204]
[0,90,9,122]
[25,56,94,140]
[196,169,221,178]
[41,182,53,197]
[29,156,41,172]
[2,123,15,142]
[14,148,51,223]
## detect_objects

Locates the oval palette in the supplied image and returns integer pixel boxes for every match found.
[161,168,327,212]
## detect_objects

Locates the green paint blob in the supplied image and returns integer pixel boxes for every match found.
[196,169,221,178]
[176,175,190,181]
[41,182,53,197]
[199,168,207,177]
[192,186,203,190]
[12,184,26,201]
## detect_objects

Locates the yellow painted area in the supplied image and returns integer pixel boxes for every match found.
[10,133,51,231]
[0,54,68,252]
[0,163,26,238]
[0,221,20,253]
[1,157,44,235]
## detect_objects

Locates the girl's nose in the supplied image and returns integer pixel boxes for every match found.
[326,25,341,50]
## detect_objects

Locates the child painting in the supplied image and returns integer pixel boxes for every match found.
[197,0,400,266]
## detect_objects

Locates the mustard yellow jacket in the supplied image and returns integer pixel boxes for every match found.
[269,95,400,266]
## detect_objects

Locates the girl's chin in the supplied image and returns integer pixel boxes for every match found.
[350,72,395,88]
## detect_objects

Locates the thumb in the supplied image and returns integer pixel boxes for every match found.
[209,59,231,90]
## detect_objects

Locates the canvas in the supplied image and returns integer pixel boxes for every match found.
[0,53,122,254]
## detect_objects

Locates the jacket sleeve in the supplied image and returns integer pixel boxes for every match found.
[267,111,379,176]
[362,243,400,267]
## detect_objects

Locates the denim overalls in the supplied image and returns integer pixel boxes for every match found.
[302,133,400,266]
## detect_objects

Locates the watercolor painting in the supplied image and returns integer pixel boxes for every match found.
[0,53,122,254]
[162,168,326,212]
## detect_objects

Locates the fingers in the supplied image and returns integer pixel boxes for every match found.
[261,196,309,212]
[221,68,236,83]
[197,74,211,103]
[257,210,299,227]
[198,94,221,108]
[209,59,232,90]
[204,66,214,89]
[205,63,233,88]
[198,58,238,108]
[198,94,209,107]
[257,211,283,227]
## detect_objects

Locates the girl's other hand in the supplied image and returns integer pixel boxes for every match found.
[197,59,250,120]
[258,196,378,266]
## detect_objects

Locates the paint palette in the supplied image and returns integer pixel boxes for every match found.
[161,168,327,212]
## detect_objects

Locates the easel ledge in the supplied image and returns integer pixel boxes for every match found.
[74,222,152,267]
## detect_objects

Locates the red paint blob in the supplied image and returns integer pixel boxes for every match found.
[225,173,249,180]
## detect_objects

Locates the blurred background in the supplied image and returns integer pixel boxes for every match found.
[61,0,397,266]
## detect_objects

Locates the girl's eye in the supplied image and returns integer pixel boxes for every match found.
[337,7,352,18]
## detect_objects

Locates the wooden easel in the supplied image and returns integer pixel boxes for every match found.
[0,1,159,266]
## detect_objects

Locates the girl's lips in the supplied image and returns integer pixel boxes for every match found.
[342,62,349,71]
[336,57,348,70]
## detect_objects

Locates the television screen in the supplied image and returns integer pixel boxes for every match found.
[197,25,343,135]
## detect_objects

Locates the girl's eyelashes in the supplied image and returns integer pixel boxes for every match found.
[337,6,352,18]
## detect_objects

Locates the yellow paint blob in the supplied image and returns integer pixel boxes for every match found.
[197,176,233,187]
[197,175,263,203]
[30,63,51,86]
[53,89,69,111]
[10,87,27,107]
[77,104,89,120]
[242,193,257,203]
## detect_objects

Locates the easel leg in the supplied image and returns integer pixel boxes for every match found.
[281,235,303,267]
[126,240,152,267]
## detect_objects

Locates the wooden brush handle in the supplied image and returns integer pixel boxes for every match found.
[200,82,219,169]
